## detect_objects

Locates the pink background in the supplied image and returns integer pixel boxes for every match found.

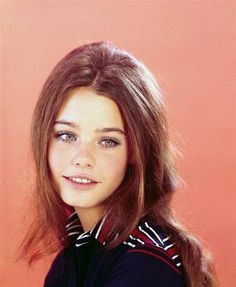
[1,1,235,286]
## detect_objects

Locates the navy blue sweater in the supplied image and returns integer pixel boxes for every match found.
[44,212,186,286]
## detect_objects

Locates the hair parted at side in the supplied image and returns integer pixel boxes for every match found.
[18,41,217,286]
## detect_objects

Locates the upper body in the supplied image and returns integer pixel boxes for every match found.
[20,41,217,287]
[44,211,185,287]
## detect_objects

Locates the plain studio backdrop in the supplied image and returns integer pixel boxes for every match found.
[0,1,235,286]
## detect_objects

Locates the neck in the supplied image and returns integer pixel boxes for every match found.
[74,206,106,232]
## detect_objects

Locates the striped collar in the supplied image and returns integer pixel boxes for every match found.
[66,211,182,270]
[65,211,169,249]
[66,211,110,248]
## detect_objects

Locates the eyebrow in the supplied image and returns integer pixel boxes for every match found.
[54,120,126,135]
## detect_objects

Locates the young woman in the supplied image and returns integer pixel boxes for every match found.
[19,41,217,286]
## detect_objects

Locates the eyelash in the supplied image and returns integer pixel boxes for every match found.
[99,138,120,148]
[55,131,77,143]
[54,131,120,149]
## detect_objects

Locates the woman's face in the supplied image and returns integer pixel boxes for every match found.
[48,87,128,216]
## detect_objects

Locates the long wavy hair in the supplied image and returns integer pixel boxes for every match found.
[19,41,217,286]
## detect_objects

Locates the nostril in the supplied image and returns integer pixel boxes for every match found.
[71,157,94,168]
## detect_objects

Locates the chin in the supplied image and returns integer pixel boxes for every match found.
[60,194,94,209]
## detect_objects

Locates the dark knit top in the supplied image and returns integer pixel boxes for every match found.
[44,211,185,287]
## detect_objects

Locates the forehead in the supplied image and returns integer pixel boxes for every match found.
[56,87,124,128]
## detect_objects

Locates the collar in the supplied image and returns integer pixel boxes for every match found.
[66,211,182,271]
[66,211,110,247]
[66,212,170,251]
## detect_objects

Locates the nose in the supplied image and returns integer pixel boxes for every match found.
[71,143,95,168]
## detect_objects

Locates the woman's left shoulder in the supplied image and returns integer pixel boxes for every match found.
[123,219,182,269]
[122,219,183,273]
[103,219,186,286]
[109,247,185,286]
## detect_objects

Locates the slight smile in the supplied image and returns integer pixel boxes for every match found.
[63,175,100,185]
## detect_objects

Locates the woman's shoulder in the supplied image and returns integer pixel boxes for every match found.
[103,219,185,286]
[122,218,182,272]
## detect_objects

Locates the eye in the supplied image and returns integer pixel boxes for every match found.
[55,131,77,143]
[99,138,120,149]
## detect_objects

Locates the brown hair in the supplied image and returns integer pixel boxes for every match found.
[19,41,217,286]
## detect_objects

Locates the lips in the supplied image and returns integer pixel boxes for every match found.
[63,175,99,184]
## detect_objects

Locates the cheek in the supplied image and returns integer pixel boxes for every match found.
[99,149,128,180]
